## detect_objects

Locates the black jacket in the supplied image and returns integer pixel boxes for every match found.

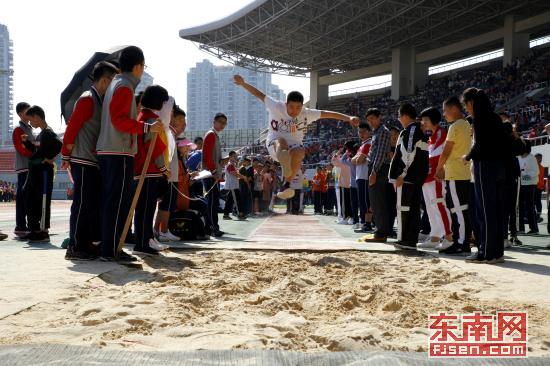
[466,112,509,162]
[25,127,62,165]
[389,122,429,185]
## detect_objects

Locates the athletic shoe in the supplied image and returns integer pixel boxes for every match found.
[213,230,225,238]
[511,236,523,246]
[526,230,539,235]
[100,250,139,264]
[361,223,373,232]
[26,231,50,243]
[237,214,247,220]
[417,240,440,249]
[276,149,291,178]
[417,233,430,242]
[65,246,97,261]
[336,218,346,224]
[504,239,512,248]
[0,232,8,241]
[158,230,181,242]
[132,245,159,257]
[14,227,29,237]
[436,238,454,251]
[352,223,361,230]
[537,217,544,223]
[149,238,170,251]
[439,243,469,255]
[487,256,505,265]
[394,242,417,250]
[347,218,354,225]
[89,242,102,257]
[223,215,233,220]
[363,235,387,243]
[465,253,487,263]
[276,182,295,200]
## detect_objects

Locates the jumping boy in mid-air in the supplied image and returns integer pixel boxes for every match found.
[233,75,360,199]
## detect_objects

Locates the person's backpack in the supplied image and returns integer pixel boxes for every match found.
[168,210,206,240]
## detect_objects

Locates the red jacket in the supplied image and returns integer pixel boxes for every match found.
[425,126,447,183]
[133,110,167,178]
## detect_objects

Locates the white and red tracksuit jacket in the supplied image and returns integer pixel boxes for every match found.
[425,126,447,184]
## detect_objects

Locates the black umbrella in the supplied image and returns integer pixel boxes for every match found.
[60,45,127,123]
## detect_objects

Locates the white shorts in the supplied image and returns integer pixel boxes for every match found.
[266,135,304,161]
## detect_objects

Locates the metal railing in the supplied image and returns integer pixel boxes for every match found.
[524,81,548,92]
[328,80,392,97]
[525,135,549,147]
[429,49,503,75]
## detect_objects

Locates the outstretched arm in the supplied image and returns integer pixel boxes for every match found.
[320,111,360,127]
[233,74,265,102]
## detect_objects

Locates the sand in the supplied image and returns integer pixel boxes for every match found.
[1,249,549,355]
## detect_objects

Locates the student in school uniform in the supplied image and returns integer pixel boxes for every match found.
[62,61,118,260]
[154,106,187,244]
[96,46,163,263]
[389,103,429,250]
[202,113,228,237]
[131,85,171,257]
[223,151,247,220]
[12,102,34,237]
[23,106,62,242]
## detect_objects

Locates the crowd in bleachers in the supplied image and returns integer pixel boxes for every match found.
[0,180,16,202]
[294,48,550,166]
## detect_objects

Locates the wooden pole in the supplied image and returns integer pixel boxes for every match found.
[117,133,158,256]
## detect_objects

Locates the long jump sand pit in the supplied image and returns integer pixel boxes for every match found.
[1,249,549,356]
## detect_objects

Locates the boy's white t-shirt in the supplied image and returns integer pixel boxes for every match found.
[264,95,322,145]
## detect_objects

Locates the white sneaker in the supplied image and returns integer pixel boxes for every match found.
[276,149,291,178]
[504,239,512,248]
[437,238,453,250]
[149,238,170,251]
[158,230,181,242]
[417,233,430,242]
[352,223,361,230]
[347,218,354,225]
[417,239,440,249]
[336,218,346,224]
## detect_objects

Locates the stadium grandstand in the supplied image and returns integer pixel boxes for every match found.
[180,0,550,166]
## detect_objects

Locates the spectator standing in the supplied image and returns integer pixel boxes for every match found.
[202,113,228,237]
[463,88,509,264]
[62,61,118,260]
[534,153,545,222]
[23,106,62,242]
[352,124,373,233]
[312,166,326,214]
[223,151,246,220]
[12,102,34,237]
[389,103,429,250]
[517,144,539,234]
[96,46,163,262]
[436,97,473,254]
[418,107,454,249]
[366,108,392,242]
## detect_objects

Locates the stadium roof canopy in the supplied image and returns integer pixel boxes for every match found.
[180,0,550,76]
